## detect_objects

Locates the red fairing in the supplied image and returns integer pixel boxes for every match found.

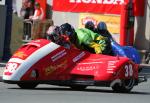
[12,39,50,60]
[18,39,138,82]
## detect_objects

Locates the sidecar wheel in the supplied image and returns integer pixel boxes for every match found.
[112,78,135,93]
[17,83,38,89]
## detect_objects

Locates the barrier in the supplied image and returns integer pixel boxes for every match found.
[22,19,53,42]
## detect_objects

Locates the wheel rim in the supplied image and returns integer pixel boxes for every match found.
[124,78,135,90]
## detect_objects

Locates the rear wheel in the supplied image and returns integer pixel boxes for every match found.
[17,83,38,89]
[112,78,135,93]
[70,85,87,90]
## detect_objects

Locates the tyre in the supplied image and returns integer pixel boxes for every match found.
[112,78,135,93]
[70,85,87,90]
[144,51,150,64]
[17,83,38,89]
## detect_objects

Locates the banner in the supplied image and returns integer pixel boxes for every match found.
[53,0,125,15]
[53,0,145,16]
[79,13,120,34]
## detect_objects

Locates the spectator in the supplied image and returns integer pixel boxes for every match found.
[20,0,35,40]
[20,0,34,19]
[29,2,44,21]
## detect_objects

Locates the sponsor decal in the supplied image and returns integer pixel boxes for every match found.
[79,13,120,34]
[73,52,85,62]
[45,60,67,76]
[70,0,124,4]
[51,49,67,62]
[77,65,97,71]
[107,61,117,73]
[13,51,27,59]
[81,17,97,26]
[53,0,125,14]
[53,0,145,16]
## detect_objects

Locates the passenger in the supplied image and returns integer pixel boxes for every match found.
[85,21,96,32]
[96,21,114,55]
[75,28,107,54]
[59,23,108,54]
[97,21,113,39]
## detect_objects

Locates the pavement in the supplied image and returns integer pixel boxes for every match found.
[0,62,6,73]
[0,62,6,80]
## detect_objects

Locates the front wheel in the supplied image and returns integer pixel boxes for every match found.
[17,83,38,89]
[112,78,135,93]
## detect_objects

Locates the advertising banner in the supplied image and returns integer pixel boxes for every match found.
[53,0,145,16]
[79,13,120,34]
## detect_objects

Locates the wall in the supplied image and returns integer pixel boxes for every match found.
[0,5,6,60]
[134,0,150,50]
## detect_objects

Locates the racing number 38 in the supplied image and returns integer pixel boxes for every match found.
[124,64,133,77]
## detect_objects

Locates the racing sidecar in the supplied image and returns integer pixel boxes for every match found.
[2,39,146,92]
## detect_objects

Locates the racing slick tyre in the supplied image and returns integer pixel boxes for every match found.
[17,83,38,89]
[112,78,135,93]
[70,85,87,90]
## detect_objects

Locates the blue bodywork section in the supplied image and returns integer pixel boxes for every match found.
[111,40,141,64]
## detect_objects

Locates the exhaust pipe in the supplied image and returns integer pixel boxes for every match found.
[138,76,147,83]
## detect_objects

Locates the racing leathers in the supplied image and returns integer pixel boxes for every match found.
[75,28,108,54]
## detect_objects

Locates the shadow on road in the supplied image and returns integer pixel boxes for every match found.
[8,86,150,95]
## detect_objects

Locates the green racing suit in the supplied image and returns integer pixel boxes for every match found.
[75,28,108,54]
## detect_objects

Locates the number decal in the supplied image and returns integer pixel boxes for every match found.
[5,63,19,73]
[125,64,133,77]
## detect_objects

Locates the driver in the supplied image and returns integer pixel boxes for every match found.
[46,25,71,49]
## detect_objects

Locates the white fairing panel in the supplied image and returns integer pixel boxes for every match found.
[3,42,60,81]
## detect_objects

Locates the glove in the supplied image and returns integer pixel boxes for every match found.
[89,42,102,54]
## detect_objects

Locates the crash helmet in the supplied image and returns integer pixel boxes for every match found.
[60,23,75,36]
[85,21,95,31]
[97,21,107,31]
[46,26,61,42]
